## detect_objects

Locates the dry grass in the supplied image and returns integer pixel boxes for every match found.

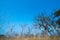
[0,36,60,40]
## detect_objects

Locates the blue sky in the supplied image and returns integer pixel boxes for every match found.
[0,0,60,24]
[0,0,60,35]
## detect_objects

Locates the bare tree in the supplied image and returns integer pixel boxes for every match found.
[20,24,27,37]
[5,24,15,37]
[53,9,60,36]
[33,13,59,36]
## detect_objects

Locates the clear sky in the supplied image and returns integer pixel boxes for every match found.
[0,0,60,35]
[0,0,60,24]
